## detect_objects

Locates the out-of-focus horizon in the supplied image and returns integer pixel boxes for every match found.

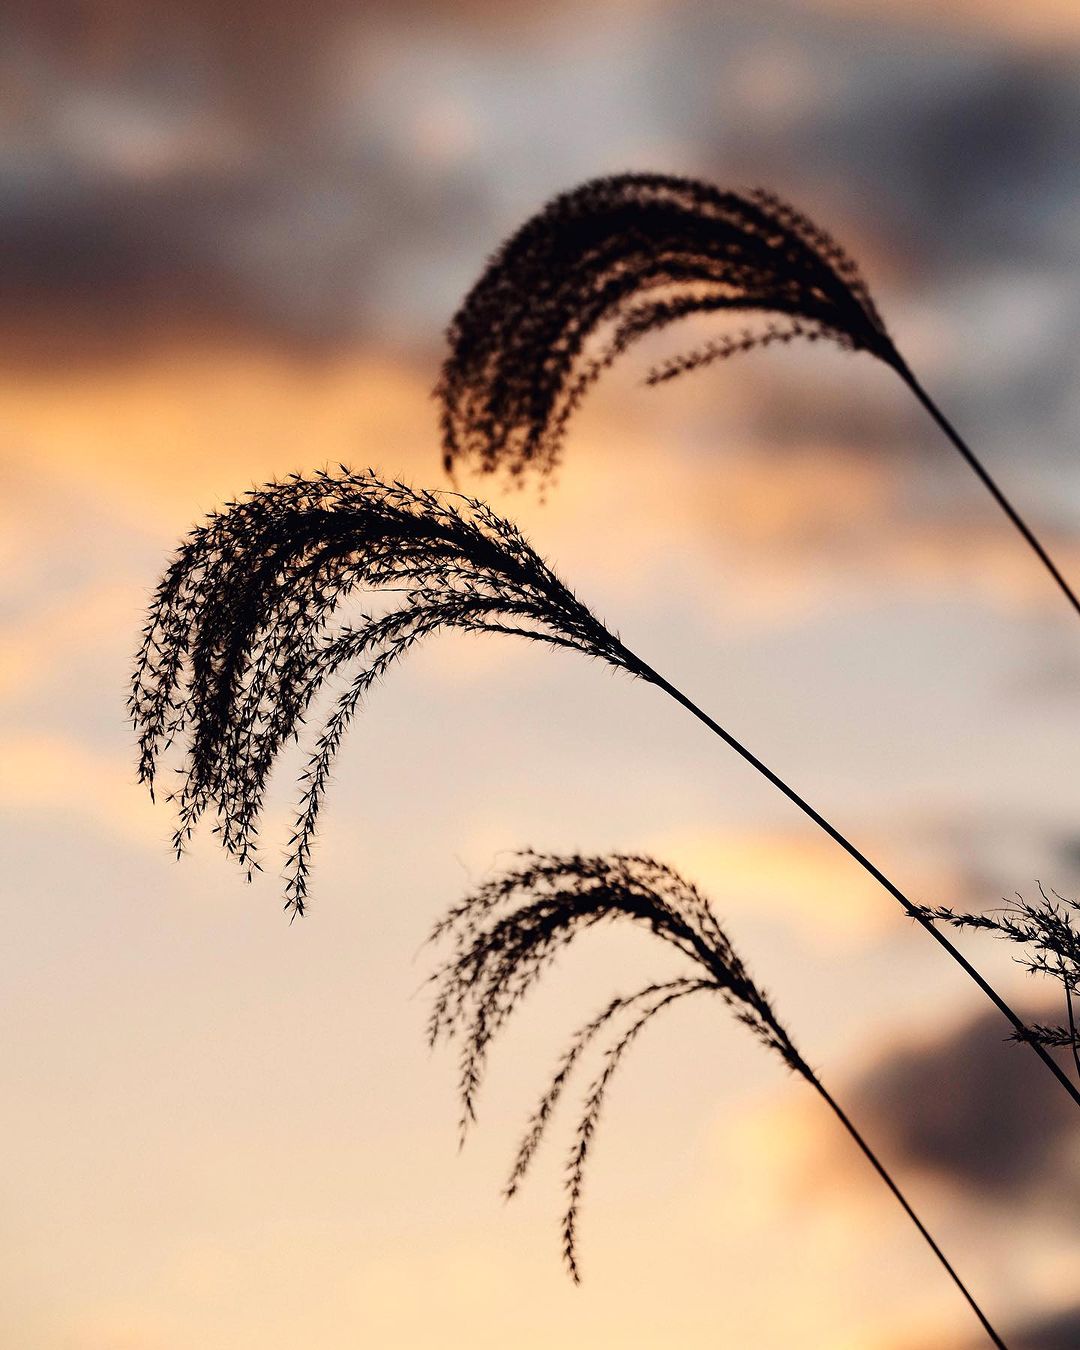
[2,3,1079,1347]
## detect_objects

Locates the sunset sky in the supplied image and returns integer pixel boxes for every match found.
[3,3,1080,1347]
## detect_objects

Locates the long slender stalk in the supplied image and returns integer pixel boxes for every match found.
[438,174,1080,621]
[433,851,1008,1347]
[133,469,1080,1108]
[892,357,1080,621]
[1064,969,1080,1086]
[808,1074,1007,1349]
[619,650,1080,1111]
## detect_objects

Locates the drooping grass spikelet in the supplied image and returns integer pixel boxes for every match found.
[427,851,806,1280]
[427,851,1008,1347]
[438,171,1080,620]
[129,470,634,916]
[437,173,895,480]
[130,467,1080,1117]
[918,884,1080,1074]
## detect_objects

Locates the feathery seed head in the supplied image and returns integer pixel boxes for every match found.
[427,851,806,1279]
[919,884,1080,1055]
[129,471,634,916]
[438,173,897,481]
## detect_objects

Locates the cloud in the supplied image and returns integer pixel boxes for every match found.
[846,1005,1079,1203]
[639,824,915,948]
[4,0,1079,635]
[0,345,443,534]
[803,0,1080,48]
[898,1301,1080,1350]
[5,0,1079,366]
[0,0,608,354]
[998,1306,1080,1350]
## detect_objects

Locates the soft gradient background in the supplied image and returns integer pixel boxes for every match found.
[3,3,1080,1347]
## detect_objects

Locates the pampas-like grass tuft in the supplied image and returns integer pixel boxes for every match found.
[438,172,1080,618]
[130,468,632,917]
[438,174,893,480]
[919,884,1080,1077]
[427,851,1006,1347]
[130,468,1080,1112]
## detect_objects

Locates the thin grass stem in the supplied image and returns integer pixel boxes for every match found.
[132,470,1080,1109]
[894,359,1080,621]
[622,654,1080,1111]
[430,851,1008,1347]
[808,1075,1007,1349]
[1064,966,1080,1086]
[437,173,1080,624]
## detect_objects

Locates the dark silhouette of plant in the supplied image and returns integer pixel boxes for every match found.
[918,884,1080,1083]
[438,172,1079,619]
[130,468,1080,1112]
[427,850,1007,1348]
[130,468,632,917]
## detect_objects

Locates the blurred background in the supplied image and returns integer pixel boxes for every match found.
[3,2,1080,1347]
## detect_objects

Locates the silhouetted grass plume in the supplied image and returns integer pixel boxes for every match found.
[438,172,1079,618]
[130,468,632,917]
[918,884,1080,1081]
[427,851,1006,1347]
[130,468,1080,1110]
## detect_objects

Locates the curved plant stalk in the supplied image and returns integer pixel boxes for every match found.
[437,173,1079,619]
[130,469,1080,1110]
[428,851,1008,1349]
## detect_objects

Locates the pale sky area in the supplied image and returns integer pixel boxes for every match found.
[2,3,1080,1348]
